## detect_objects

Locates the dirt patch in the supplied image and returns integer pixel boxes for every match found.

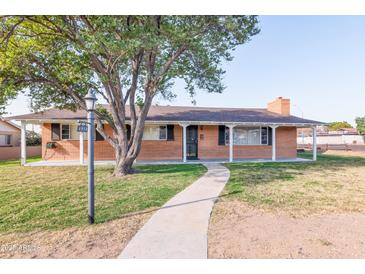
[0,212,152,259]
[323,150,365,158]
[208,200,365,258]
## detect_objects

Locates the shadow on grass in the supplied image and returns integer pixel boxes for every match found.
[112,190,242,221]
[136,164,206,175]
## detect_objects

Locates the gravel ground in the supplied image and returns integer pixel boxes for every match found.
[0,212,152,259]
[208,200,365,259]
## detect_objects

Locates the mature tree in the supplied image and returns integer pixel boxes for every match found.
[328,121,352,131]
[355,117,365,135]
[0,16,259,176]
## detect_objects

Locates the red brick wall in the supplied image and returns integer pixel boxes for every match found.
[0,146,41,160]
[42,123,116,161]
[276,126,297,158]
[267,97,290,116]
[197,125,296,160]
[137,125,182,160]
[42,123,182,161]
[198,125,229,159]
[41,123,297,161]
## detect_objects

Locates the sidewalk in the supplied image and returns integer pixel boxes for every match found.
[118,163,230,259]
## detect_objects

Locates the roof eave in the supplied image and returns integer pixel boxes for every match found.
[7,118,324,127]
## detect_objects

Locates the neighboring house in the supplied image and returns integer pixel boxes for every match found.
[7,97,323,164]
[297,126,364,145]
[0,118,21,147]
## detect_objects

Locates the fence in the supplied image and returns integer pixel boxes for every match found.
[0,146,41,161]
[297,144,365,152]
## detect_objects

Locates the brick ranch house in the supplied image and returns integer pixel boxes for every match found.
[8,97,322,165]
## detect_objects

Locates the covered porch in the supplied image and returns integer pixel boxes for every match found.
[24,157,312,167]
[18,120,319,166]
[179,122,318,163]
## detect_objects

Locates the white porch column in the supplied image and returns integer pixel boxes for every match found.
[20,120,26,166]
[312,126,317,161]
[79,131,84,164]
[181,124,189,163]
[228,125,235,162]
[270,126,278,161]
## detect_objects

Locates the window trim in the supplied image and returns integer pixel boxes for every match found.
[6,134,11,145]
[0,134,12,146]
[60,124,85,141]
[142,125,168,141]
[225,126,269,146]
[261,126,269,145]
[159,125,167,140]
[61,124,71,140]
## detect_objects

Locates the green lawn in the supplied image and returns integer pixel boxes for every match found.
[0,163,206,233]
[0,155,42,167]
[222,152,365,215]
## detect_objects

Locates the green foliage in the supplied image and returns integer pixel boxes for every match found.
[0,16,259,114]
[0,164,206,232]
[26,130,41,146]
[355,117,365,135]
[328,121,352,131]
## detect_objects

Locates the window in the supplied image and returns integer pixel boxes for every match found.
[143,125,167,140]
[60,124,106,141]
[225,126,269,145]
[61,125,70,139]
[6,135,11,145]
[261,127,268,145]
[159,126,167,140]
[0,134,11,146]
[51,123,60,140]
[234,127,260,145]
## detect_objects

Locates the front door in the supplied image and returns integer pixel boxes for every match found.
[186,125,198,160]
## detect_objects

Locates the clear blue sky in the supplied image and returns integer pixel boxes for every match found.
[6,16,365,126]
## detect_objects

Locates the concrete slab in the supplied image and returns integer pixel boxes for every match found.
[25,158,311,167]
[118,163,230,259]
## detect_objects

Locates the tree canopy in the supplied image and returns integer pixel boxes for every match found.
[327,121,353,131]
[0,16,260,175]
[355,117,365,135]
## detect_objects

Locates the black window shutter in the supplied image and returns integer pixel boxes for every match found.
[268,127,273,145]
[51,123,60,141]
[167,125,174,141]
[218,125,226,145]
[95,124,105,141]
[126,124,131,140]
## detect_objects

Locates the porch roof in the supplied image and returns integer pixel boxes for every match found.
[6,105,324,126]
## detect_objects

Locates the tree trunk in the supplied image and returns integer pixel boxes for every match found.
[113,150,136,176]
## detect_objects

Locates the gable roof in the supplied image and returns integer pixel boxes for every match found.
[0,117,21,131]
[6,105,324,126]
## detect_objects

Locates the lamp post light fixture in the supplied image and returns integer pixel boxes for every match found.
[84,90,97,224]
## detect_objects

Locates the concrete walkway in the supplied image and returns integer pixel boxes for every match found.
[118,163,230,259]
[25,158,311,167]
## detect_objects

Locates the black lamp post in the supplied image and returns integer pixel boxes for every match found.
[84,90,97,224]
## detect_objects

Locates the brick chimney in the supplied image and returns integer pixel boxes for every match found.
[267,97,290,116]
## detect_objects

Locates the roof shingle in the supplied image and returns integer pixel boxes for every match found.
[6,105,323,125]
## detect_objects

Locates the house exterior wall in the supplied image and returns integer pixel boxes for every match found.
[137,125,183,160]
[197,125,296,159]
[41,123,297,161]
[198,125,229,159]
[42,123,183,161]
[0,120,21,147]
[276,126,297,158]
[0,146,41,160]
